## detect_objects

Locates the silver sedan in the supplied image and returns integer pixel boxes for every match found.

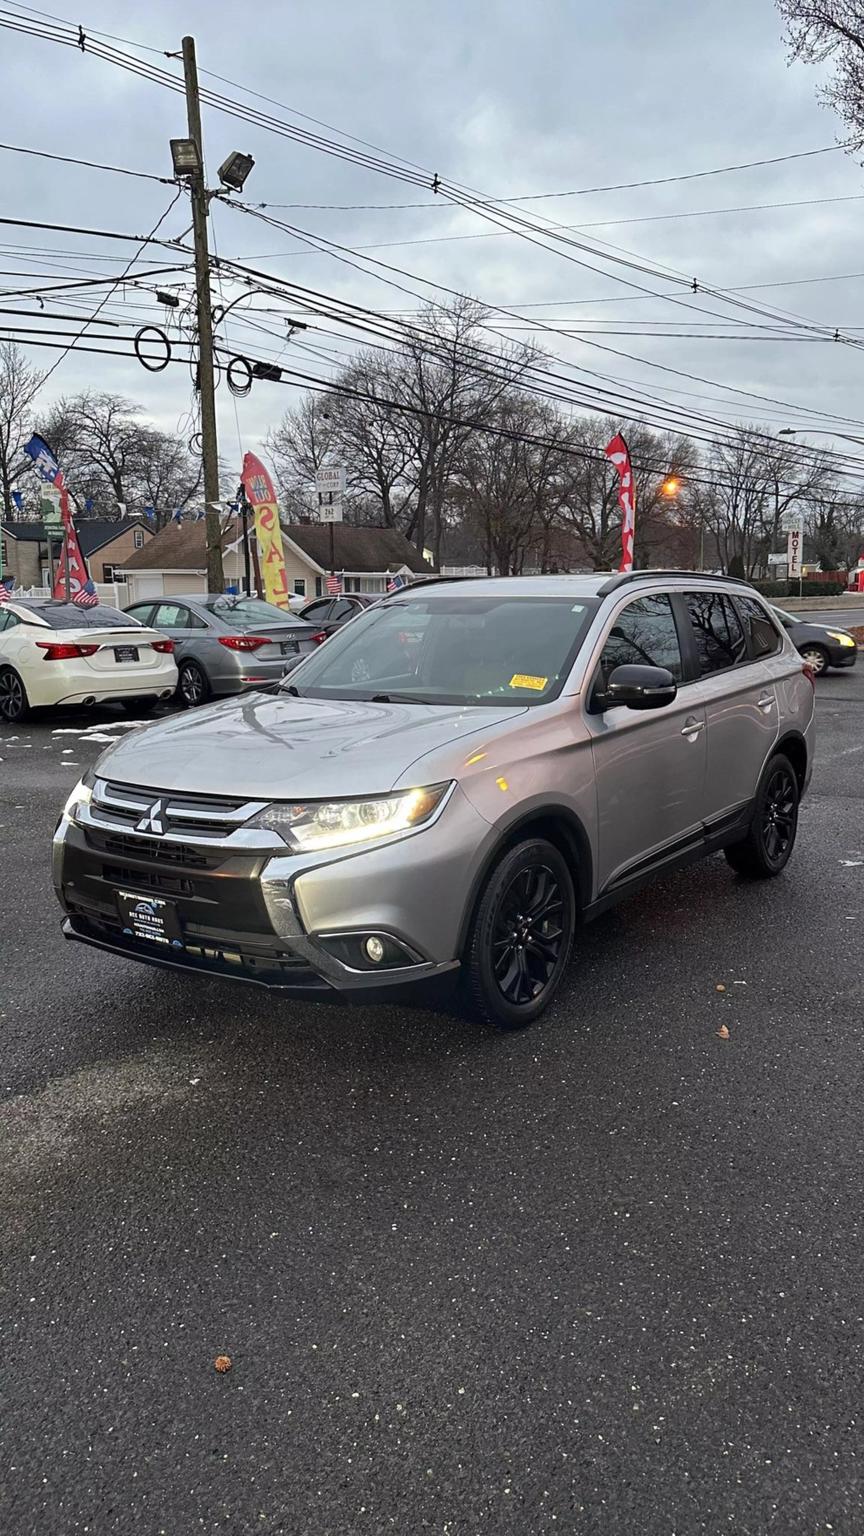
[123,593,325,706]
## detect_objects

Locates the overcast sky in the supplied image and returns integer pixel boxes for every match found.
[2,0,864,488]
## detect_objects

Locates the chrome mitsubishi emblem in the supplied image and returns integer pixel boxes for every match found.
[136,797,166,835]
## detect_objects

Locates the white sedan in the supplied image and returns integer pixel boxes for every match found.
[0,598,178,723]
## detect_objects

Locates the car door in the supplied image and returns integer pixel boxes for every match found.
[585,592,708,893]
[150,602,206,667]
[680,590,779,827]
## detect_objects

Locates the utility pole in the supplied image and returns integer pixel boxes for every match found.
[181,35,224,593]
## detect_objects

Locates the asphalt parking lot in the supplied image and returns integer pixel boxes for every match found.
[2,671,863,1536]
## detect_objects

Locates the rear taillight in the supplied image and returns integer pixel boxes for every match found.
[311,630,328,646]
[218,634,268,652]
[36,641,99,661]
[803,663,816,688]
[152,638,174,654]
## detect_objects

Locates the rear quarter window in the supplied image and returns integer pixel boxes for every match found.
[735,595,783,659]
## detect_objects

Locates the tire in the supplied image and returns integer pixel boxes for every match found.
[0,666,30,723]
[463,838,576,1030]
[178,660,211,707]
[724,752,800,879]
[800,644,829,675]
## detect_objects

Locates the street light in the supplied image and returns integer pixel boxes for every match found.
[217,151,255,192]
[779,427,864,448]
[661,476,681,498]
[170,137,200,176]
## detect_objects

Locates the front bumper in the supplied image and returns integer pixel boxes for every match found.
[828,646,857,669]
[53,786,489,997]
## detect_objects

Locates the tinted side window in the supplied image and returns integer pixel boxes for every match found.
[685,593,748,675]
[736,595,782,659]
[331,599,357,621]
[125,604,155,625]
[599,594,684,686]
[302,600,332,621]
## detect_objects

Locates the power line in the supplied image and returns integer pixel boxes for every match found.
[0,140,172,182]
[257,148,859,211]
[35,186,182,388]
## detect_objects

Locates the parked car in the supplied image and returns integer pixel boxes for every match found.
[56,573,814,1030]
[123,594,325,706]
[772,606,858,674]
[0,599,177,723]
[298,593,376,638]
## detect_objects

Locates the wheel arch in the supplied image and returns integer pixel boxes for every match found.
[773,730,808,794]
[457,803,593,957]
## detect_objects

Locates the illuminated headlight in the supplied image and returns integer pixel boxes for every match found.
[248,783,451,851]
[826,631,856,647]
[62,775,93,824]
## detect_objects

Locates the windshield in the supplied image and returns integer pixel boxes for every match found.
[204,597,305,631]
[15,602,142,630]
[284,593,600,706]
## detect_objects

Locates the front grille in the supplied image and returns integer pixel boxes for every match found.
[87,828,213,869]
[102,863,194,897]
[89,779,268,844]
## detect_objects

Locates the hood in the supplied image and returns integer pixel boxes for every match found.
[93,692,525,799]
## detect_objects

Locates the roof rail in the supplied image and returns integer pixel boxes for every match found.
[597,569,755,597]
[386,574,473,593]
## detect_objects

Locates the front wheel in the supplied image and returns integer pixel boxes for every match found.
[800,644,829,675]
[464,838,576,1030]
[724,753,800,879]
[0,667,30,723]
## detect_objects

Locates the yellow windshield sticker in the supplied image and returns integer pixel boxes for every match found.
[509,673,548,691]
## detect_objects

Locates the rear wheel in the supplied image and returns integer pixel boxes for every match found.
[178,660,211,707]
[724,752,800,879]
[800,643,829,675]
[464,838,576,1030]
[0,666,29,723]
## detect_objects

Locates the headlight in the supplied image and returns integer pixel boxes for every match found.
[248,783,451,851]
[62,775,93,823]
[826,631,856,647]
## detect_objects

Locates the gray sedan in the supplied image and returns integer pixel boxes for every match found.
[123,594,325,706]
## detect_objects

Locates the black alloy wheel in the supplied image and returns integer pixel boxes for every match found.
[0,667,29,723]
[759,761,798,868]
[465,838,576,1030]
[725,752,800,879]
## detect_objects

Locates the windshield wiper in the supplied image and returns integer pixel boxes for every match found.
[371,691,436,705]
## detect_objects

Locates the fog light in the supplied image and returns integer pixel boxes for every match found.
[364,936,385,964]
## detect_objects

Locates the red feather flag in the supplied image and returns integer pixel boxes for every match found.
[604,434,636,574]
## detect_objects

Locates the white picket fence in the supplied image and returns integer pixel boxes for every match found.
[12,580,130,606]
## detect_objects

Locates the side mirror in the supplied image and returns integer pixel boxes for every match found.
[597,663,677,711]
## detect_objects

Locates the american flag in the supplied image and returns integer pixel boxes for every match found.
[326,572,342,595]
[0,579,13,603]
[387,572,408,593]
[72,579,98,609]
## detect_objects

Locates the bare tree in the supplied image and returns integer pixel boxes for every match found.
[0,341,44,520]
[38,391,200,520]
[778,2,864,143]
[704,427,833,574]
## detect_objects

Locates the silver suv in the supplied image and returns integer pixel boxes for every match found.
[54,573,815,1030]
